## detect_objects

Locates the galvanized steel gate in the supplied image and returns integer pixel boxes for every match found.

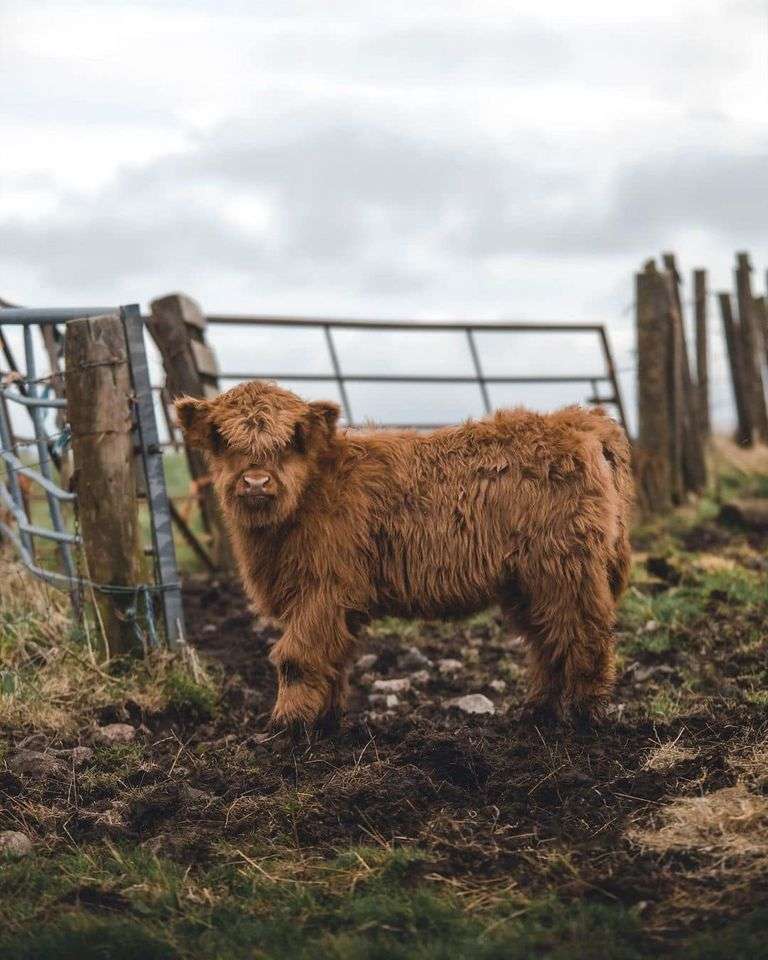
[0,305,185,647]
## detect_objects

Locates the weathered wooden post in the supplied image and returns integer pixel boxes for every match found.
[65,314,144,656]
[694,269,710,437]
[147,293,234,572]
[635,260,674,513]
[735,253,768,443]
[719,292,753,446]
[753,295,768,368]
[662,253,707,492]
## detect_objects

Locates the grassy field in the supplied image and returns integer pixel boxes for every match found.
[1,442,768,959]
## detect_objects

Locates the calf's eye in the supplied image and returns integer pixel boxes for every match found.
[292,422,307,454]
[209,425,225,454]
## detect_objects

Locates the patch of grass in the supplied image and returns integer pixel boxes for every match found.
[163,667,217,722]
[0,550,218,732]
[647,687,687,721]
[0,844,652,960]
[367,616,424,642]
[684,909,768,960]
[619,566,765,658]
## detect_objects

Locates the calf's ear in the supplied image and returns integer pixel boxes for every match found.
[174,396,213,449]
[308,400,340,438]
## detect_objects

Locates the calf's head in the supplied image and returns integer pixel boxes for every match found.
[175,381,339,529]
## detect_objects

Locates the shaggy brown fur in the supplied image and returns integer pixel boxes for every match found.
[176,382,633,733]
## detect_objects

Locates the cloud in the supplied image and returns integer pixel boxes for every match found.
[1,107,765,311]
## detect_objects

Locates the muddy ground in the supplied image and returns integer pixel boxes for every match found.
[2,505,768,957]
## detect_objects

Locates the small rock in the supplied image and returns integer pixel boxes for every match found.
[410,670,431,686]
[181,784,212,804]
[489,679,507,693]
[70,746,95,766]
[356,653,378,671]
[437,658,463,675]
[93,723,136,745]
[0,831,33,859]
[251,732,276,745]
[643,619,660,633]
[372,678,411,694]
[385,694,400,709]
[8,750,69,780]
[448,694,495,716]
[202,624,217,635]
[398,646,432,670]
[48,745,94,766]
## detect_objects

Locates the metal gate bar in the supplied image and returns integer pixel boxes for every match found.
[193,313,628,434]
[122,305,185,647]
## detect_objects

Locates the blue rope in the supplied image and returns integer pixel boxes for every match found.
[50,425,71,456]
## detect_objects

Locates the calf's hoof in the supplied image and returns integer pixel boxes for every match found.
[519,696,610,731]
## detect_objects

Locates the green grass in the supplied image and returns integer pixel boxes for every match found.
[0,844,652,960]
[163,667,218,723]
[3,841,765,959]
[619,566,766,657]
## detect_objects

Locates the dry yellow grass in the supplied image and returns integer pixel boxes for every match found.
[643,740,699,772]
[629,784,768,860]
[0,550,198,732]
[710,436,768,475]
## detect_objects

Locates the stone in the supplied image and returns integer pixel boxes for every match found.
[48,745,94,767]
[355,653,378,671]
[0,831,33,859]
[385,694,400,709]
[181,784,212,804]
[371,677,411,694]
[449,694,496,716]
[489,679,507,693]
[410,670,431,686]
[399,646,432,670]
[8,750,69,780]
[93,723,136,745]
[437,658,463,675]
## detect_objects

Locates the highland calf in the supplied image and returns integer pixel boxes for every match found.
[176,382,633,733]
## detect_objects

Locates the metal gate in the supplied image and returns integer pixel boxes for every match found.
[0,305,185,647]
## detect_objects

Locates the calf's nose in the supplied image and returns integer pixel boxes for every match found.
[242,473,271,490]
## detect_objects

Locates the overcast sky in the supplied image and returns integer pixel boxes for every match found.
[2,0,767,430]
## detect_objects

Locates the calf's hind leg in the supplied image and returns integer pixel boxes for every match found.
[515,554,617,725]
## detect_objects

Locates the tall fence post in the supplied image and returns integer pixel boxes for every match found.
[718,292,753,446]
[635,260,673,513]
[735,252,768,443]
[662,253,707,492]
[65,314,144,656]
[694,269,710,437]
[147,293,234,573]
[754,295,768,368]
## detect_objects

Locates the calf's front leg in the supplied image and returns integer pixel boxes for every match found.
[268,605,354,736]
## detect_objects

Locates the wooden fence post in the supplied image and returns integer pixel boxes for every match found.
[718,292,753,446]
[65,314,144,656]
[735,253,768,443]
[694,269,710,437]
[147,293,234,572]
[635,260,673,512]
[753,295,768,368]
[662,253,707,492]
